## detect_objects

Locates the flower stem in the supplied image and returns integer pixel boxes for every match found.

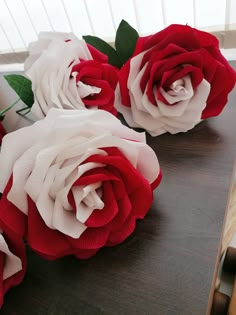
[0,97,20,116]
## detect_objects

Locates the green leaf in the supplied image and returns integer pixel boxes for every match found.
[83,35,123,68]
[4,74,34,108]
[115,20,139,65]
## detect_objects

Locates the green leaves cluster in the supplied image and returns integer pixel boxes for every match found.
[83,20,139,69]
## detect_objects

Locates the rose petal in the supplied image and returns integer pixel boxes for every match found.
[0,234,22,280]
[106,215,136,246]
[85,181,119,227]
[77,81,101,98]
[27,197,72,260]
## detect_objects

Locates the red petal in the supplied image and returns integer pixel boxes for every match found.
[105,196,132,231]
[106,215,136,246]
[72,167,119,187]
[100,64,118,89]
[67,226,109,250]
[87,44,108,63]
[73,61,102,81]
[0,177,26,237]
[83,147,151,194]
[2,231,26,296]
[0,227,26,307]
[0,122,6,144]
[151,170,162,190]
[0,253,4,307]
[27,197,72,260]
[134,25,206,55]
[82,78,114,107]
[74,248,100,259]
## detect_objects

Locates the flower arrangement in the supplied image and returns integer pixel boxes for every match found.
[0,20,235,307]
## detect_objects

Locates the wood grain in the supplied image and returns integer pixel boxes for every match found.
[0,63,236,315]
[229,278,236,315]
[222,182,236,254]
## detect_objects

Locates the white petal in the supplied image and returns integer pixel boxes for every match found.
[61,62,84,109]
[25,36,93,118]
[115,85,139,128]
[130,64,151,112]
[128,51,147,88]
[77,81,101,98]
[0,233,22,280]
[35,164,59,228]
[8,143,45,214]
[25,145,62,203]
[46,109,146,144]
[0,115,53,193]
[72,182,104,223]
[52,198,87,238]
[162,79,211,134]
[157,75,193,117]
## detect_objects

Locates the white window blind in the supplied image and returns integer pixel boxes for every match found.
[0,0,236,54]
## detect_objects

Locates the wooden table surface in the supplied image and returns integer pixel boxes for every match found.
[1,71,236,315]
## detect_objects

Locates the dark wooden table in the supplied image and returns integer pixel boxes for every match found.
[1,70,236,315]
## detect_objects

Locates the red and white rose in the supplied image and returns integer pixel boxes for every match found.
[25,32,118,119]
[115,24,236,136]
[0,109,161,260]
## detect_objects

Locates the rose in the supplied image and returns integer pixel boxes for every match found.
[0,218,26,307]
[115,24,236,136]
[24,32,118,119]
[0,109,161,260]
[0,122,6,144]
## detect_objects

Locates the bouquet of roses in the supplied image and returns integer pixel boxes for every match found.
[0,20,235,307]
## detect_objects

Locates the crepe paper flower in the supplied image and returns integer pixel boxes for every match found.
[0,109,161,260]
[115,24,236,136]
[0,225,26,308]
[24,32,118,119]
